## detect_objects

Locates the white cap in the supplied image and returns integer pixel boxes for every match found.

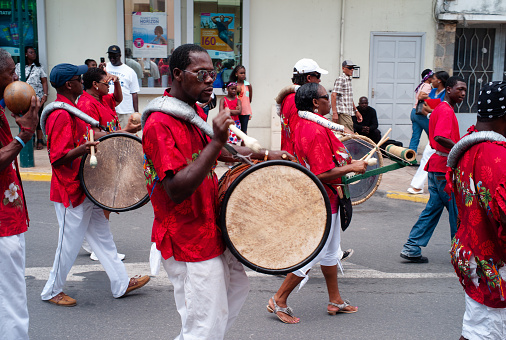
[293,58,328,75]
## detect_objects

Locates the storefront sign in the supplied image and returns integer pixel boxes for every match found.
[200,13,235,60]
[132,12,168,58]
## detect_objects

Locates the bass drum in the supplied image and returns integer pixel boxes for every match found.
[80,133,149,212]
[339,134,383,205]
[218,161,331,275]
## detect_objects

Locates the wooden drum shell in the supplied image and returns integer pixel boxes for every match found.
[219,161,331,275]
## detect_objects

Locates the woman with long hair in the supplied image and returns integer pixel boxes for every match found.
[15,46,48,150]
[229,65,253,134]
[409,69,434,152]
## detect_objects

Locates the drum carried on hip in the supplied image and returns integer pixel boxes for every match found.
[218,161,331,275]
[79,133,149,212]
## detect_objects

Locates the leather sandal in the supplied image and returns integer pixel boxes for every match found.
[327,300,358,315]
[36,139,44,150]
[266,296,299,324]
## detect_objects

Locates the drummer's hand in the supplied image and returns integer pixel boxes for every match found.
[212,108,234,145]
[125,116,142,133]
[350,160,367,174]
[266,150,296,162]
[83,141,100,154]
[15,95,40,133]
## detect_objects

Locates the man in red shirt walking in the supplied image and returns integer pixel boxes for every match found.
[400,76,466,263]
[448,81,506,340]
[142,44,291,339]
[41,63,149,306]
[0,48,39,340]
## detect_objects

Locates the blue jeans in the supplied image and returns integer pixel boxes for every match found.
[408,108,430,151]
[401,172,458,257]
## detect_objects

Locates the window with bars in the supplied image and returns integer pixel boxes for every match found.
[453,27,496,113]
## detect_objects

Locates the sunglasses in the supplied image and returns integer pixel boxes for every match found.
[97,81,109,86]
[345,66,355,70]
[308,73,321,79]
[182,69,217,82]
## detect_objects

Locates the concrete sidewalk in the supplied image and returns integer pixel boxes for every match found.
[18,147,429,204]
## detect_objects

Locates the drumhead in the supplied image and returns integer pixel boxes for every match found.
[220,161,331,275]
[80,133,149,212]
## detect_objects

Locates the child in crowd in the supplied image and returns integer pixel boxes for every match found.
[230,65,253,133]
[220,81,242,145]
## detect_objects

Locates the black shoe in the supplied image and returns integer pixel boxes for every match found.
[400,253,428,263]
[341,249,354,262]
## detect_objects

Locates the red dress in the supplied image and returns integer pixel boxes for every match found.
[0,105,29,236]
[450,126,506,308]
[293,113,352,214]
[46,94,90,208]
[77,91,120,132]
[143,92,225,262]
[223,97,241,144]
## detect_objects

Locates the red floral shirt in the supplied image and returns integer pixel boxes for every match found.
[450,126,506,308]
[280,93,299,155]
[46,94,90,208]
[77,91,120,132]
[0,105,28,236]
[142,93,224,262]
[293,114,352,214]
[426,101,460,173]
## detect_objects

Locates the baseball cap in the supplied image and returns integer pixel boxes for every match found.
[49,63,88,88]
[342,60,356,68]
[107,45,121,54]
[293,58,328,75]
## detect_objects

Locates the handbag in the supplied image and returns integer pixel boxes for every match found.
[415,99,425,115]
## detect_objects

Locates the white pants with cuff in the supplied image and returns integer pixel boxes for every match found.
[410,143,435,190]
[0,234,29,340]
[162,248,249,340]
[293,211,343,288]
[462,293,506,340]
[41,197,129,300]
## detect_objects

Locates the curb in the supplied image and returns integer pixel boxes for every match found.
[386,190,429,204]
[20,172,51,182]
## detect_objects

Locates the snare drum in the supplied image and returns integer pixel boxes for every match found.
[79,133,149,212]
[218,161,331,275]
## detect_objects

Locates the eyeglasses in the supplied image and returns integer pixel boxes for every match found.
[69,75,82,82]
[97,81,109,86]
[345,66,355,70]
[308,73,321,79]
[317,94,329,100]
[182,69,217,82]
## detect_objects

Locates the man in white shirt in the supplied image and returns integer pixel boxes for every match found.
[106,45,139,128]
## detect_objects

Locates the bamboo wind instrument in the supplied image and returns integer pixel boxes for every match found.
[89,129,97,168]
[384,145,417,162]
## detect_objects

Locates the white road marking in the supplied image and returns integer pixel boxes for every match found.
[26,262,455,287]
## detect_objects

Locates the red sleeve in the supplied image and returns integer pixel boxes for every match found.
[46,111,77,164]
[432,106,453,140]
[77,95,100,122]
[143,119,188,182]
[303,128,336,176]
[103,94,117,112]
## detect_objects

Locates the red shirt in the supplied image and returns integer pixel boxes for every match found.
[46,94,90,208]
[280,93,300,155]
[425,101,460,173]
[0,105,29,236]
[450,126,506,308]
[293,114,351,213]
[77,91,120,132]
[142,92,225,262]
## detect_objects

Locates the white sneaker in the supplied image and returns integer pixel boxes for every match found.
[90,252,126,261]
[407,187,424,194]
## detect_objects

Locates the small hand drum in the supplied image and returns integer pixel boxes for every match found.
[79,133,149,212]
[218,161,331,275]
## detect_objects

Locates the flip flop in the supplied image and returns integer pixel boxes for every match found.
[266,296,299,324]
[327,300,358,315]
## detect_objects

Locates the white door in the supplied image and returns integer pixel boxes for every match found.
[369,33,425,147]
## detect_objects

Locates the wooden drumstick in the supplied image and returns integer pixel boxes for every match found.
[360,128,392,161]
[225,107,262,152]
[89,130,97,168]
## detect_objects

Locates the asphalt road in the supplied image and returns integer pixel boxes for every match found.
[23,181,464,340]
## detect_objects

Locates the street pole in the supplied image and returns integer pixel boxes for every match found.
[17,0,34,168]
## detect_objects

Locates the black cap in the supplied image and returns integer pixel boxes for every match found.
[107,45,121,54]
[477,81,506,119]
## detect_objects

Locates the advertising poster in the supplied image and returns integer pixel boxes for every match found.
[0,10,35,56]
[200,13,235,60]
[132,12,167,58]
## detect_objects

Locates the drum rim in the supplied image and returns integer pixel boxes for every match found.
[219,160,332,275]
[79,132,149,212]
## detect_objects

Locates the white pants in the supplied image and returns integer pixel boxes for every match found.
[0,234,29,340]
[410,143,435,190]
[462,293,506,340]
[293,212,343,284]
[41,197,129,300]
[162,249,250,340]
